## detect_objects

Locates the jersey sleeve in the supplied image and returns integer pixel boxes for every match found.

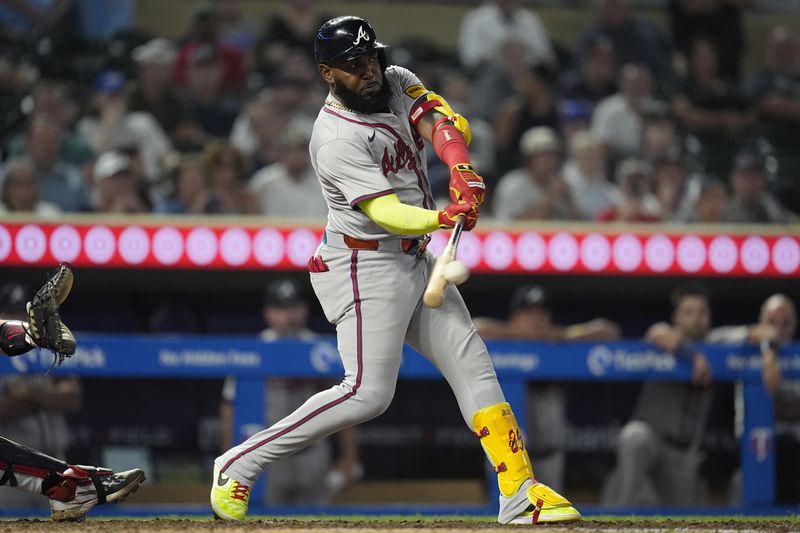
[388,66,430,121]
[316,139,395,208]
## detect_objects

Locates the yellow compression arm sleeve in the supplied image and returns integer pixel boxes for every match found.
[359,193,440,235]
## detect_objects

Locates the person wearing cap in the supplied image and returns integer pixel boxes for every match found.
[0,283,82,512]
[0,159,62,217]
[129,38,198,145]
[563,130,622,220]
[219,278,361,506]
[492,126,579,220]
[558,99,593,143]
[77,70,172,184]
[724,152,789,223]
[91,150,148,213]
[16,117,89,212]
[474,284,621,492]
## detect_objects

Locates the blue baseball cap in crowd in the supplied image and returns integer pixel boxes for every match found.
[561,99,591,123]
[93,70,127,93]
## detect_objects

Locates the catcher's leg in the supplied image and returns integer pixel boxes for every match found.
[0,436,145,521]
[0,435,70,491]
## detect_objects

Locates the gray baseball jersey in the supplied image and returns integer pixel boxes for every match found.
[216,65,532,520]
[309,65,435,240]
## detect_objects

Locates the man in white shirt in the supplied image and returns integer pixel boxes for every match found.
[458,0,555,71]
[247,121,327,218]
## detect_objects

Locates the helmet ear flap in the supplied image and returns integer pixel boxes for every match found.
[378,49,388,72]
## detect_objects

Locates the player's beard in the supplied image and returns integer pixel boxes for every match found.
[333,73,391,114]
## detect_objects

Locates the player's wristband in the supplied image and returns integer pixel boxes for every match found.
[673,341,696,362]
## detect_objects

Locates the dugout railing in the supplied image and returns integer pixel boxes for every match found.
[0,336,796,517]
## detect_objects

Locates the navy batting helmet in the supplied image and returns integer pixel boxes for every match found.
[314,16,387,66]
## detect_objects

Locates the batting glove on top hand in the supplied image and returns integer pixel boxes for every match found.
[438,202,479,231]
[27,263,76,369]
[449,164,486,208]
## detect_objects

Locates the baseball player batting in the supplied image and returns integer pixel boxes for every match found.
[212,16,580,525]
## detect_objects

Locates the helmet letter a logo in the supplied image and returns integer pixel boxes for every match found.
[353,25,370,46]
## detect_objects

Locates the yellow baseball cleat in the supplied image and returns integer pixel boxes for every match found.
[508,482,581,525]
[210,464,251,520]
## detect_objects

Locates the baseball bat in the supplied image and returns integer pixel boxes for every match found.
[423,215,466,308]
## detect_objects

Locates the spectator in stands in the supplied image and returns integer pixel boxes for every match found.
[597,158,660,222]
[592,64,661,159]
[154,153,209,215]
[17,116,88,212]
[229,92,288,173]
[439,70,496,182]
[574,0,672,84]
[174,2,246,93]
[470,36,531,122]
[219,278,362,506]
[77,70,172,184]
[5,80,94,169]
[563,130,621,220]
[749,26,800,214]
[495,64,560,175]
[248,120,326,218]
[200,140,255,214]
[0,282,82,512]
[91,150,149,214]
[671,37,756,180]
[251,0,327,88]
[603,284,715,507]
[458,0,555,72]
[474,284,620,491]
[215,0,258,55]
[0,0,71,36]
[652,154,702,222]
[492,126,578,221]
[668,0,747,83]
[724,152,789,224]
[684,179,728,224]
[559,37,617,108]
[0,159,61,217]
[182,44,241,139]
[558,99,592,144]
[707,294,797,504]
[640,115,680,166]
[128,38,200,148]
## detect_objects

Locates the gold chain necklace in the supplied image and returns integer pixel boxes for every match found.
[325,98,357,113]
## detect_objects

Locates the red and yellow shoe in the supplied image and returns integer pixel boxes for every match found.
[508,482,581,525]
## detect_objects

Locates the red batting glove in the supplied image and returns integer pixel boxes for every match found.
[449,164,486,208]
[438,202,478,231]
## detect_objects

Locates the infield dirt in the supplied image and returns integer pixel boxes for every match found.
[1,518,799,533]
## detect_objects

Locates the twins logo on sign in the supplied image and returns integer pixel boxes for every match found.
[353,26,370,45]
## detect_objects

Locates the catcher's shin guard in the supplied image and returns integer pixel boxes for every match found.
[473,402,534,498]
[0,436,71,497]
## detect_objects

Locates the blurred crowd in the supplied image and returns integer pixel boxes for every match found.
[0,0,799,225]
